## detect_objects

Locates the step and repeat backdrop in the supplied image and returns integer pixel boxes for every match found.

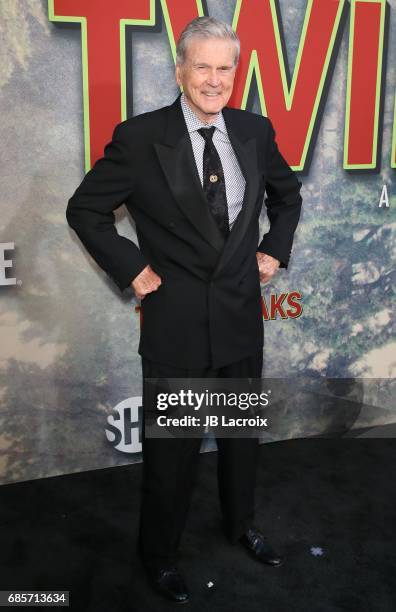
[0,0,395,485]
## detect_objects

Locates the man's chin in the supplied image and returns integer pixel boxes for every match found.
[198,94,224,108]
[201,103,224,116]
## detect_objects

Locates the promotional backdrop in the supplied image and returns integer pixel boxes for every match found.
[0,0,395,485]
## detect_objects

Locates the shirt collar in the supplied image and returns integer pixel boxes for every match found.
[180,92,228,137]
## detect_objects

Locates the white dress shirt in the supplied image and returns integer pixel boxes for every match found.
[180,93,246,230]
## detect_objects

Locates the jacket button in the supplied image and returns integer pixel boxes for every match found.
[168,222,175,229]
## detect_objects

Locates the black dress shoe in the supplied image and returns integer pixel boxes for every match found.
[147,566,190,603]
[239,527,283,567]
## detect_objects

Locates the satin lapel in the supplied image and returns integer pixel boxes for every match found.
[153,97,260,267]
[212,112,260,278]
[154,96,225,253]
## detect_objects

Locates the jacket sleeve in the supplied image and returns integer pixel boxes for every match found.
[257,118,303,268]
[66,122,148,292]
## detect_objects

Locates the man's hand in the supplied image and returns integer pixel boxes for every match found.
[131,265,162,300]
[256,252,280,283]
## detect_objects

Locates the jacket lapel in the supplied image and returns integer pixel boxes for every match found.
[154,95,225,253]
[213,109,260,277]
[154,95,260,271]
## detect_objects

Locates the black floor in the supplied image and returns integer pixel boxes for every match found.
[0,437,395,612]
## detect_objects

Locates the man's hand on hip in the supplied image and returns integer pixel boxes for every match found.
[131,265,162,300]
[256,252,280,283]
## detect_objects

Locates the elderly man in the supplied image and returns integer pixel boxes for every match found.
[66,16,302,604]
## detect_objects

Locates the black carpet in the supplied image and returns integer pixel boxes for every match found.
[0,437,395,612]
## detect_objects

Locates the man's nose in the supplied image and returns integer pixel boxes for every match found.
[206,70,221,86]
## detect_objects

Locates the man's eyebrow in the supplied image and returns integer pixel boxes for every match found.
[192,62,233,68]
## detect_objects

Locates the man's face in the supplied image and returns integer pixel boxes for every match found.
[175,36,238,124]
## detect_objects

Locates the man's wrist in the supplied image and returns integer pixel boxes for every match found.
[257,251,280,265]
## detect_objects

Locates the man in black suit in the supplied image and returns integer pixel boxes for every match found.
[67,16,302,603]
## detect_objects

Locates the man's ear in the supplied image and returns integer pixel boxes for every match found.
[175,63,183,87]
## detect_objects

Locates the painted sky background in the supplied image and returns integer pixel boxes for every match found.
[0,0,395,485]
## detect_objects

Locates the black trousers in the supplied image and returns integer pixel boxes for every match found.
[138,350,263,570]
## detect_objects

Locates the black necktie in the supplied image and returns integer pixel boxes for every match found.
[197,127,230,239]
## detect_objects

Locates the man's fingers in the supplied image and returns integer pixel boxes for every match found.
[132,265,162,291]
[259,270,276,283]
[257,255,280,284]
[133,270,162,294]
[144,279,161,293]
[135,279,162,301]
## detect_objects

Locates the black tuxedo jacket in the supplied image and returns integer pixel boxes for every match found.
[66,94,302,369]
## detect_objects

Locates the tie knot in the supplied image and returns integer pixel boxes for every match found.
[198,126,216,142]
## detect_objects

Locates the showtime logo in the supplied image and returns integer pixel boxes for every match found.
[105,397,142,454]
[0,243,16,286]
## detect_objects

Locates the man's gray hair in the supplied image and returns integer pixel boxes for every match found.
[176,16,240,66]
